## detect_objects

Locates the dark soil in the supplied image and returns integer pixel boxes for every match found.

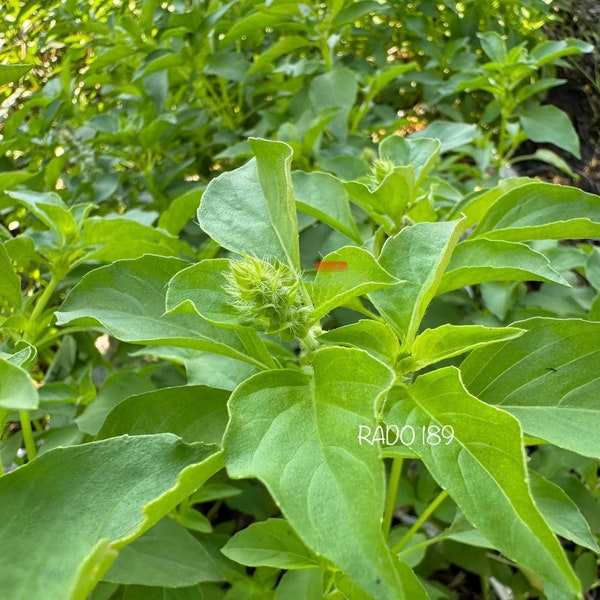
[516,0,600,194]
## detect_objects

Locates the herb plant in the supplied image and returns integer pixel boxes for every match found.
[0,3,599,599]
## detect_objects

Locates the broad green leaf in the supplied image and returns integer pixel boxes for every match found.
[165,259,245,328]
[309,247,398,321]
[461,318,600,459]
[529,471,600,553]
[292,171,362,243]
[446,177,533,227]
[0,435,224,600]
[97,385,229,446]
[0,63,33,86]
[400,324,525,371]
[332,0,382,27]
[185,353,258,391]
[437,239,570,294]
[76,370,155,436]
[379,136,440,186]
[410,121,479,152]
[320,320,400,365]
[0,242,21,309]
[7,190,78,245]
[385,367,580,596]
[224,347,428,600]
[471,183,600,241]
[55,256,260,367]
[103,518,224,586]
[519,105,580,158]
[0,358,39,410]
[80,217,189,262]
[222,518,319,569]
[0,341,37,371]
[197,138,299,269]
[530,38,593,66]
[117,584,214,600]
[369,220,464,344]
[0,170,36,194]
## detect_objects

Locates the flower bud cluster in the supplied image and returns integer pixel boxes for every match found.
[223,254,312,341]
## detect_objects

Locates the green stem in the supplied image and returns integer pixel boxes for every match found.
[19,410,37,462]
[30,272,60,325]
[383,457,403,537]
[396,533,445,559]
[391,489,448,553]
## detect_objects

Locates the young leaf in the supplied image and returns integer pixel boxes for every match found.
[197,138,300,269]
[55,256,260,367]
[222,518,320,569]
[292,171,362,243]
[97,385,229,446]
[461,318,600,459]
[385,368,580,596]
[369,220,464,344]
[0,63,33,86]
[224,347,428,600]
[309,246,398,321]
[400,324,525,372]
[529,471,600,553]
[379,136,441,186]
[0,435,224,600]
[437,239,570,294]
[471,183,600,241]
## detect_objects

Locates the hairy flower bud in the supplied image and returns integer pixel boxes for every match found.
[369,157,395,186]
[223,254,312,342]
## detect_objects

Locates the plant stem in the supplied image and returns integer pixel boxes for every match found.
[19,410,37,462]
[237,329,278,369]
[30,272,60,325]
[391,489,448,553]
[383,457,403,537]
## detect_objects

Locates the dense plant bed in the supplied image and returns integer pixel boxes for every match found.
[0,2,599,599]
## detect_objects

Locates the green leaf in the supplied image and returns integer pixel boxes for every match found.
[410,121,479,152]
[438,239,570,294]
[103,518,225,586]
[379,136,440,186]
[529,471,600,553]
[320,320,400,365]
[519,105,581,158]
[197,138,300,269]
[292,171,362,243]
[309,246,398,321]
[0,63,33,86]
[400,324,525,371]
[76,370,155,436]
[158,187,204,236]
[55,256,259,367]
[80,217,189,262]
[7,190,78,245]
[275,570,324,600]
[530,38,593,66]
[477,31,507,63]
[248,36,312,75]
[0,435,224,600]
[369,220,464,344]
[222,518,319,569]
[0,242,21,309]
[385,367,580,596]
[224,347,428,600]
[0,358,39,410]
[97,385,229,446]
[165,259,246,328]
[461,318,600,459]
[471,182,600,241]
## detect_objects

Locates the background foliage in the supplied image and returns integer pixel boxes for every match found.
[0,1,599,599]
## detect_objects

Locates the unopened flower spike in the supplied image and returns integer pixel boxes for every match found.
[223,253,314,343]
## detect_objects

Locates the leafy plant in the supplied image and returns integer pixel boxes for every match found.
[1,3,599,599]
